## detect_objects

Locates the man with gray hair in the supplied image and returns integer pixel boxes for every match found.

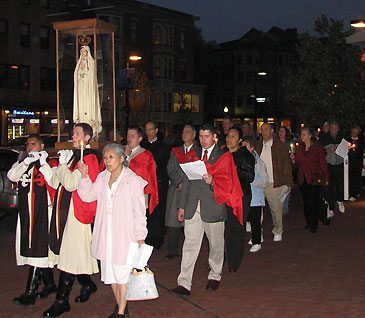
[165,125,199,259]
[255,123,293,242]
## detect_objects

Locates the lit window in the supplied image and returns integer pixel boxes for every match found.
[154,58,161,78]
[154,25,161,45]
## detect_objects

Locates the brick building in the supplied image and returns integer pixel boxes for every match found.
[0,0,204,144]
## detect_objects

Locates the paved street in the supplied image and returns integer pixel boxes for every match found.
[0,188,364,318]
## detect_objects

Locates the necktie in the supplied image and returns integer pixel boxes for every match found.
[203,149,208,162]
[184,146,187,154]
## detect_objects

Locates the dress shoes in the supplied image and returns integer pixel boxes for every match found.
[75,283,97,303]
[206,279,220,291]
[43,299,70,317]
[172,285,191,295]
[37,284,57,299]
[13,293,36,306]
[165,253,179,259]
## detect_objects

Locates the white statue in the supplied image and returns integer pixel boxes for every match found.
[73,45,102,137]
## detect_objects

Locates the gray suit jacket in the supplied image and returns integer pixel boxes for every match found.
[165,143,200,227]
[180,145,227,223]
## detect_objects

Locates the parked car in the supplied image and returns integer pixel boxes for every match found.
[0,149,19,211]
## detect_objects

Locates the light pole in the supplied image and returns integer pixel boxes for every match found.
[252,71,267,132]
[124,54,142,134]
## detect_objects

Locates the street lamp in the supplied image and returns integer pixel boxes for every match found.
[351,19,365,28]
[253,71,267,132]
[124,54,142,134]
[223,106,229,113]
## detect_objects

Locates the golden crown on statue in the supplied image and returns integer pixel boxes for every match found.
[78,35,91,46]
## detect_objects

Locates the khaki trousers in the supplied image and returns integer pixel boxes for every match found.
[264,183,284,235]
[177,202,225,291]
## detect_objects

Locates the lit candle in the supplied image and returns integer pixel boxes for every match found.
[80,140,84,163]
[290,143,294,153]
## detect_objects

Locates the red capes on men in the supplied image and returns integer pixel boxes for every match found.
[172,146,198,164]
[71,151,101,224]
[129,150,159,214]
[205,152,244,224]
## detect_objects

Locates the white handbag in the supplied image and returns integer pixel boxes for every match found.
[126,267,159,301]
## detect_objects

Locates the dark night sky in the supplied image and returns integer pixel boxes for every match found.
[142,0,364,43]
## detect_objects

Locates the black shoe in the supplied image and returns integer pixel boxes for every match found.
[43,299,70,317]
[13,266,42,306]
[206,279,220,291]
[172,285,190,295]
[37,284,57,299]
[13,293,36,306]
[75,283,97,303]
[107,304,118,318]
[165,253,179,259]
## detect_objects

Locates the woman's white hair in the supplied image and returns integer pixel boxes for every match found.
[103,143,126,159]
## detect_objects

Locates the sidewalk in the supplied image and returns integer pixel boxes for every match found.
[1,190,364,318]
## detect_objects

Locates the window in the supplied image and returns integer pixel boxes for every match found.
[278,54,283,66]
[246,53,252,65]
[237,53,243,65]
[180,31,185,49]
[112,16,122,38]
[40,67,55,91]
[180,60,187,80]
[20,23,30,47]
[154,25,161,45]
[130,20,137,41]
[167,27,173,46]
[236,71,243,84]
[237,95,244,107]
[155,91,161,111]
[0,19,8,44]
[41,0,49,8]
[40,26,49,49]
[167,58,173,79]
[0,64,30,90]
[162,58,167,78]
[246,71,253,85]
[173,93,200,112]
[154,57,161,78]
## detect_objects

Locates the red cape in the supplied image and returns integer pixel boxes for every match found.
[205,152,244,224]
[72,153,101,224]
[129,150,159,214]
[172,146,198,164]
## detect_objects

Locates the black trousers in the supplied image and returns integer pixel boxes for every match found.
[166,226,181,255]
[146,179,169,248]
[326,164,344,210]
[225,194,251,270]
[248,206,262,245]
[349,158,363,197]
[300,181,322,230]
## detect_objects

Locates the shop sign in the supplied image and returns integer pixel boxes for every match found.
[11,118,24,124]
[30,119,40,124]
[12,110,35,116]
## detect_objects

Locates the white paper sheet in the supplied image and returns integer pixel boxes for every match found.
[126,243,154,270]
[278,185,291,203]
[335,139,350,159]
[179,160,207,180]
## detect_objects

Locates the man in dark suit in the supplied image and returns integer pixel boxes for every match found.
[141,121,171,249]
[173,124,242,295]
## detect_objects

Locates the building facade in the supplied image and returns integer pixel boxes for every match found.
[207,27,298,132]
[0,0,204,144]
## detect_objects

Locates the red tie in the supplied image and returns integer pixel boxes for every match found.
[203,149,208,162]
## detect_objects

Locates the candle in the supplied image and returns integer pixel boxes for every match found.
[80,140,84,163]
[290,143,294,153]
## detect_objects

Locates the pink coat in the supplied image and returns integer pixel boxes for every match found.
[78,167,148,265]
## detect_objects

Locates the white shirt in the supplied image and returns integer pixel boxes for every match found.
[106,170,123,214]
[260,138,274,183]
[184,143,193,153]
[201,144,215,161]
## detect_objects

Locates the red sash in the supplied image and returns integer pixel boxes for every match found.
[172,146,198,164]
[129,150,159,214]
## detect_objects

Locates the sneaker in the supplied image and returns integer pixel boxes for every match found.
[337,201,345,213]
[273,234,282,242]
[248,235,264,245]
[348,197,356,202]
[250,244,261,252]
[327,208,334,218]
[245,222,251,232]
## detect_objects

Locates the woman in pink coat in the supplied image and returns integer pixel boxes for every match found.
[78,143,147,318]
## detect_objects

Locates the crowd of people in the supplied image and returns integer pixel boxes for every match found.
[8,118,364,317]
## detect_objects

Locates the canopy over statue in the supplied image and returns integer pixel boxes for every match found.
[73,45,102,137]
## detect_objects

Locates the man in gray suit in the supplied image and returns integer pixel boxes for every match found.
[165,125,199,259]
[173,124,230,295]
